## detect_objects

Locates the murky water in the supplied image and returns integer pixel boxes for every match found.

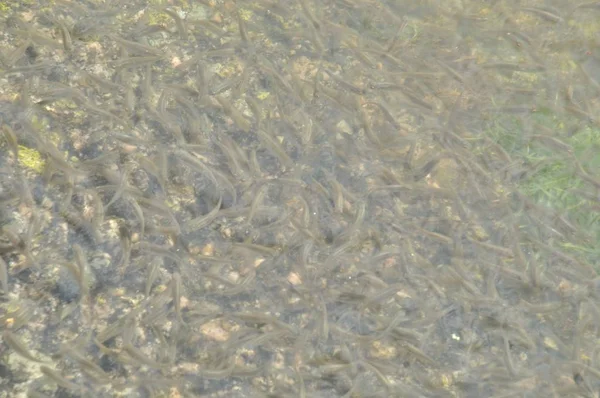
[0,0,599,397]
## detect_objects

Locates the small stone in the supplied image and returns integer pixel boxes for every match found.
[287,272,302,286]
[200,320,231,342]
[201,243,214,256]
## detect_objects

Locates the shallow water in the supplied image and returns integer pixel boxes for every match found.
[0,0,599,397]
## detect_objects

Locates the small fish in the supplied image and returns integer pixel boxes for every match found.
[466,236,514,258]
[521,7,563,23]
[315,83,354,113]
[139,64,154,104]
[571,1,600,14]
[85,189,105,229]
[188,19,225,37]
[48,15,72,52]
[136,197,180,235]
[9,23,63,49]
[151,94,187,144]
[481,62,545,72]
[170,272,183,323]
[502,30,532,48]
[104,164,132,210]
[112,55,163,71]
[174,149,218,186]
[122,314,137,346]
[324,69,367,95]
[232,241,279,256]
[145,258,161,297]
[3,330,44,362]
[383,323,422,346]
[118,225,132,273]
[400,342,436,365]
[298,0,320,30]
[201,47,237,60]
[519,299,562,314]
[484,106,537,114]
[17,175,34,208]
[59,208,99,245]
[215,95,251,133]
[84,100,130,128]
[217,271,256,296]
[40,366,81,391]
[248,183,269,223]
[360,359,392,389]
[156,150,169,189]
[0,257,8,293]
[408,223,453,245]
[1,61,56,76]
[184,195,222,233]
[137,242,182,264]
[360,283,404,311]
[39,141,87,177]
[59,345,110,384]
[256,128,294,168]
[72,244,90,299]
[435,59,465,83]
[318,295,329,341]
[363,100,400,129]
[413,158,441,181]
[110,36,163,56]
[1,124,19,159]
[210,75,242,96]
[256,55,295,94]
[80,71,124,94]
[128,197,145,241]
[122,343,168,369]
[236,11,250,43]
[163,8,188,40]
[3,39,32,67]
[295,365,306,398]
[509,225,539,287]
[26,390,53,398]
[37,84,87,107]
[574,159,600,190]
[237,330,288,349]
[355,97,381,148]
[502,333,517,376]
[216,135,249,180]
[396,85,435,111]
[349,43,377,69]
[124,84,135,113]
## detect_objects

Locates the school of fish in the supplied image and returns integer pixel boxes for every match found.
[0,0,599,397]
